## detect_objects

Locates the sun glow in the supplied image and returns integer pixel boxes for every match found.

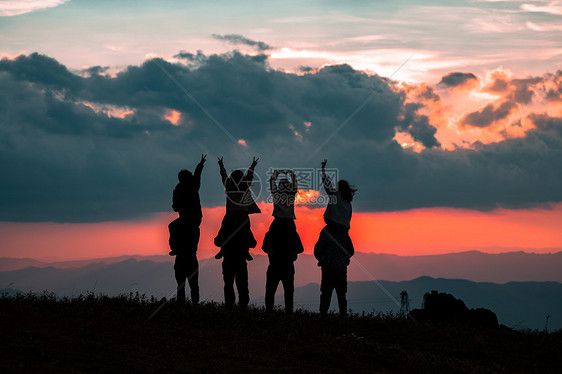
[295,189,321,204]
[393,131,425,152]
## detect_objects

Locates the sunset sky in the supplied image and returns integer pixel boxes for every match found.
[1,0,561,260]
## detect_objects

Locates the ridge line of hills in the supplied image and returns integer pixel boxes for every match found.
[2,250,562,283]
[2,252,562,330]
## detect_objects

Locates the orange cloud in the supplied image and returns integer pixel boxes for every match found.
[401,67,561,151]
[483,69,511,93]
[393,131,425,153]
[164,109,181,125]
[81,101,134,119]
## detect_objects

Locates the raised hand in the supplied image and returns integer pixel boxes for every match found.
[251,157,259,168]
[200,154,207,164]
[321,159,327,169]
[217,156,224,167]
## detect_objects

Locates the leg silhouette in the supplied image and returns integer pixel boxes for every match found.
[236,260,250,311]
[265,264,281,312]
[222,260,236,309]
[319,268,334,315]
[281,262,295,313]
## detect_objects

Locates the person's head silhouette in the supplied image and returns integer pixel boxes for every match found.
[178,169,194,184]
[338,179,357,202]
[229,170,244,185]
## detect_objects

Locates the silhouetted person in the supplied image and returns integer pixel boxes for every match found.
[314,159,357,316]
[262,170,304,313]
[172,155,206,225]
[168,154,206,304]
[214,157,261,311]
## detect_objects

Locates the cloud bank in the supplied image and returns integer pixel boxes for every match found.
[0,52,561,222]
[0,0,69,16]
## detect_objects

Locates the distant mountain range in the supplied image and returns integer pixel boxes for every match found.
[282,277,562,331]
[0,255,169,272]
[3,250,562,282]
[1,252,561,331]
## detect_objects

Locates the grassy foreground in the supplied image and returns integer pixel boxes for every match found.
[1,293,561,373]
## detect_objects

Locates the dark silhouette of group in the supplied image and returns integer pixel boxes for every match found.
[168,155,357,316]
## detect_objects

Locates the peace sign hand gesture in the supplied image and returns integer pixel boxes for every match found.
[250,157,259,168]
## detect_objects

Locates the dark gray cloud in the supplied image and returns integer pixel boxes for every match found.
[398,103,440,148]
[487,77,509,92]
[484,73,554,105]
[173,50,207,63]
[439,72,477,87]
[0,52,561,222]
[0,53,81,90]
[510,77,542,104]
[545,88,562,102]
[299,66,314,73]
[417,85,440,102]
[462,100,516,128]
[212,34,274,51]
[80,65,109,77]
[544,70,562,102]
[529,113,562,138]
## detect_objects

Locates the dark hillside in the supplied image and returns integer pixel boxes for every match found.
[1,294,561,373]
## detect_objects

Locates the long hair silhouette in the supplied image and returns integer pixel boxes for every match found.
[338,180,357,202]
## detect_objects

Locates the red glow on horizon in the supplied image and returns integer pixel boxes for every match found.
[1,203,561,261]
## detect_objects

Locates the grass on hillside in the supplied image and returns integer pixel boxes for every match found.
[1,292,561,373]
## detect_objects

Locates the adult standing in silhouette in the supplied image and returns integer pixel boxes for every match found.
[214,157,261,311]
[314,159,357,316]
[262,170,304,313]
[168,154,206,304]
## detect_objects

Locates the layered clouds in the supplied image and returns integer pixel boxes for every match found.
[1,52,561,222]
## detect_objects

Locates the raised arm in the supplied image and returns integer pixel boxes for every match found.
[193,154,206,190]
[269,169,279,193]
[321,159,335,195]
[218,157,227,186]
[289,170,298,193]
[243,157,259,186]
